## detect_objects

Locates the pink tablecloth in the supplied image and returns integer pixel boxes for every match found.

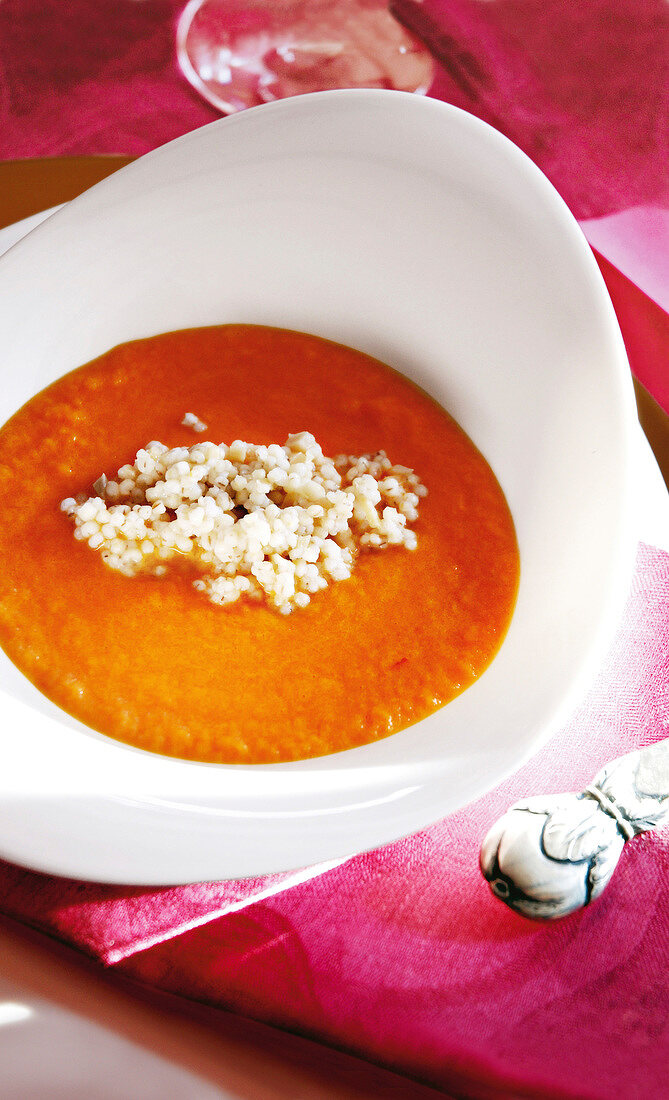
[1,4,669,1097]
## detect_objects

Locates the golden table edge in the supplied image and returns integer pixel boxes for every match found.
[1,155,667,488]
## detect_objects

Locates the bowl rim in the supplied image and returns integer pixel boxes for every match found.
[0,89,638,883]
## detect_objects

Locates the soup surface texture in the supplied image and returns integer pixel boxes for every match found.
[0,326,519,763]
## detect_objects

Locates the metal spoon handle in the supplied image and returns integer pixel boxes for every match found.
[480,738,669,920]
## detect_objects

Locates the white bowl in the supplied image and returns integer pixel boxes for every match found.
[0,90,637,884]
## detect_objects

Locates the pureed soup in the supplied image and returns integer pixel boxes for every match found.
[0,325,519,763]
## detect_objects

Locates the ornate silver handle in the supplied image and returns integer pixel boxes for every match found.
[480,739,669,919]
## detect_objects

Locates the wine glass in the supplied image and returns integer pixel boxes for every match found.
[176,0,434,116]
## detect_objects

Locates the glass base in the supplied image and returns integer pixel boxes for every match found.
[177,0,434,115]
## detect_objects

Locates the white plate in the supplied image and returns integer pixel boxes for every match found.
[0,92,639,883]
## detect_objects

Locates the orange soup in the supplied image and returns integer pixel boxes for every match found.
[0,326,519,763]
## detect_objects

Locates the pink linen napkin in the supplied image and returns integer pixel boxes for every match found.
[0,0,215,160]
[397,0,669,223]
[2,3,669,1096]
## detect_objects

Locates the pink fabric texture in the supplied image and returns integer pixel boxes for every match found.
[406,0,669,221]
[1,541,669,1096]
[2,3,669,1096]
[1,0,667,220]
[0,1,215,159]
